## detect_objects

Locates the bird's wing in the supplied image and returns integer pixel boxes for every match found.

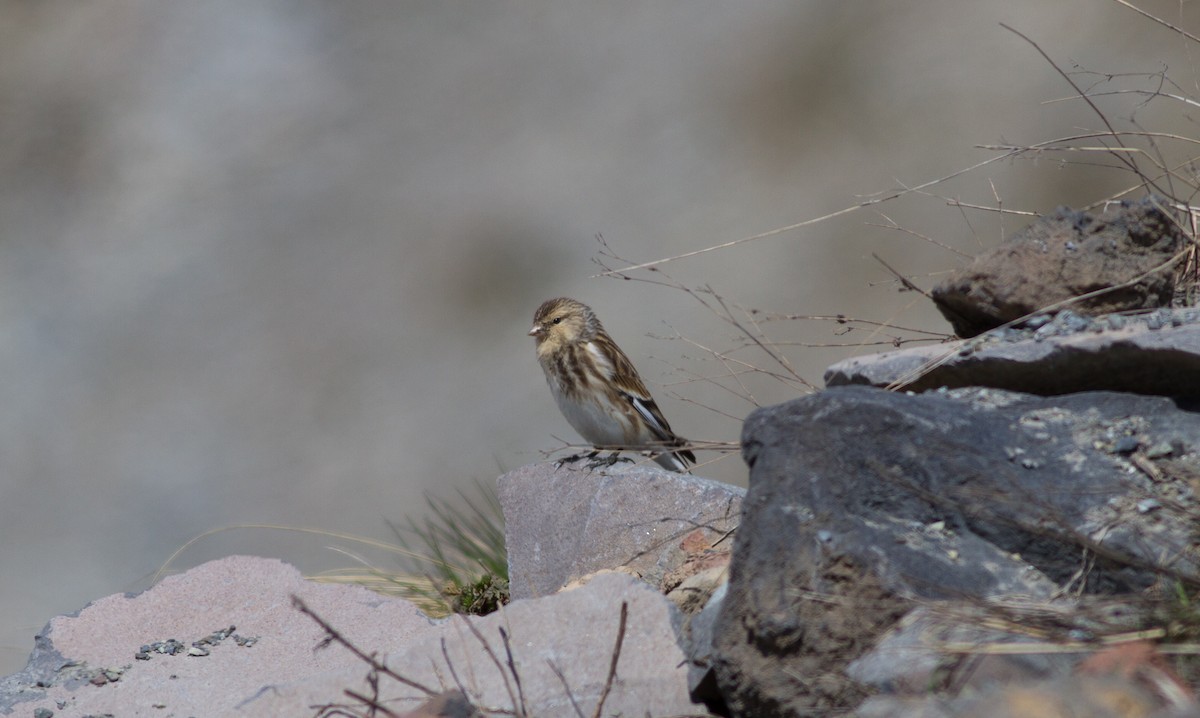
[588,337,677,442]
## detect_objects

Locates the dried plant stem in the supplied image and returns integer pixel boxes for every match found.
[292,595,438,698]
[590,601,629,718]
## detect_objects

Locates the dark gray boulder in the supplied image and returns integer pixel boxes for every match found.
[712,385,1200,716]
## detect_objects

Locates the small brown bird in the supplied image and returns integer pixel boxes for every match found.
[529,297,695,472]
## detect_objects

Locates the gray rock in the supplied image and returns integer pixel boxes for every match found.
[856,673,1197,718]
[845,604,1078,695]
[824,308,1200,398]
[713,386,1200,717]
[498,461,743,600]
[931,197,1186,337]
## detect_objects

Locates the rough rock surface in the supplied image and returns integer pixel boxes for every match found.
[244,571,702,716]
[856,674,1187,718]
[932,197,1186,337]
[713,385,1200,716]
[499,461,742,600]
[1,556,703,717]
[824,307,1200,398]
[0,555,439,717]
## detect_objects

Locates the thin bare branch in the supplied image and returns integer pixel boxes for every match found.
[546,661,586,718]
[498,627,527,716]
[292,595,438,697]
[1109,0,1200,44]
[872,253,933,301]
[869,213,973,258]
[943,199,1038,217]
[590,601,629,718]
[591,152,1022,276]
[456,617,520,714]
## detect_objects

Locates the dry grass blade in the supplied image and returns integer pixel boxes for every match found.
[384,480,509,617]
[154,523,438,584]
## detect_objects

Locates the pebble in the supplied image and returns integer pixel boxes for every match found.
[1144,441,1174,459]
[1113,436,1140,454]
[986,307,1196,344]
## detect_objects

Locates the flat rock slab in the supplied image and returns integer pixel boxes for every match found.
[824,307,1200,398]
[0,555,439,717]
[498,462,743,600]
[246,571,703,716]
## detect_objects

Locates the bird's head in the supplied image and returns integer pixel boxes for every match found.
[529,297,598,355]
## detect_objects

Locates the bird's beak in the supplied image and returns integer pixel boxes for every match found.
[528,325,541,336]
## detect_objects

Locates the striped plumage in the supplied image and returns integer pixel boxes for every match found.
[529,297,695,472]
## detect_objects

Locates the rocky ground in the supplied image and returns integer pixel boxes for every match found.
[3,198,1200,717]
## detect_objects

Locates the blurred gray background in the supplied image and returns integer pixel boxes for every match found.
[2,1,1196,674]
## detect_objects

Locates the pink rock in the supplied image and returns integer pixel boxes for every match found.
[3,555,438,717]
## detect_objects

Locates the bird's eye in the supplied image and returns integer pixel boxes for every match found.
[552,317,562,325]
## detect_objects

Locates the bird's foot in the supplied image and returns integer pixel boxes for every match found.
[554,452,588,469]
[584,451,632,470]
[554,451,632,471]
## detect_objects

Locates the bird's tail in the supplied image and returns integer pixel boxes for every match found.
[652,441,696,473]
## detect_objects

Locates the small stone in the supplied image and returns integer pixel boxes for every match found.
[1025,314,1051,329]
[1020,457,1043,469]
[1106,314,1126,330]
[1137,499,1161,514]
[187,645,210,657]
[1057,310,1090,333]
[1144,441,1174,459]
[34,708,54,718]
[1113,436,1140,454]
